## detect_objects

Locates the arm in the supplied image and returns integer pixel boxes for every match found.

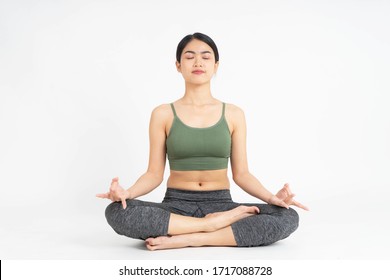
[230,105,308,210]
[125,105,168,199]
[229,105,273,203]
[97,104,168,207]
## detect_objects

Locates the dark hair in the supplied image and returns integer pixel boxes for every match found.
[176,32,219,63]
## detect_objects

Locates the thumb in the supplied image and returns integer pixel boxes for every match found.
[277,197,289,209]
[270,195,289,209]
[121,197,127,209]
[277,198,289,209]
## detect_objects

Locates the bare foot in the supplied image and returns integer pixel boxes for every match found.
[145,236,191,251]
[203,205,259,232]
[146,227,238,250]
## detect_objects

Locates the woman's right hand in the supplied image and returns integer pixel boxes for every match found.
[96,177,130,209]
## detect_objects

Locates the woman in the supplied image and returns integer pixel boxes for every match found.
[97,32,308,251]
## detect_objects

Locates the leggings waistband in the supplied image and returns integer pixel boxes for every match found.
[163,188,233,202]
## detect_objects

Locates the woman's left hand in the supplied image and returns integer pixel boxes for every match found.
[268,183,309,211]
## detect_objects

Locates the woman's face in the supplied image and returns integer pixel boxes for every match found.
[176,39,219,85]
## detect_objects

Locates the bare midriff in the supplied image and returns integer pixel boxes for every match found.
[167,168,230,191]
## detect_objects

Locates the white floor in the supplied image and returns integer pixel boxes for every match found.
[1,192,389,260]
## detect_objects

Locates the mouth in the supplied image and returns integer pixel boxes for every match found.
[192,70,205,74]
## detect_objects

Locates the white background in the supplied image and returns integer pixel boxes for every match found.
[0,0,389,260]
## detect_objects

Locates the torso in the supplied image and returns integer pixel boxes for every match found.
[165,100,234,191]
[167,169,230,191]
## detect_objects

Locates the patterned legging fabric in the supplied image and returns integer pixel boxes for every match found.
[105,188,299,247]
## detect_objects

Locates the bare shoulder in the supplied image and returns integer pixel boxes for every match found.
[225,102,246,120]
[150,103,172,120]
[225,103,246,133]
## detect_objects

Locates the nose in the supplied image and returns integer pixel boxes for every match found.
[194,56,203,67]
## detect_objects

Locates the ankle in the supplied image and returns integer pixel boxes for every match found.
[202,216,219,232]
[187,233,205,247]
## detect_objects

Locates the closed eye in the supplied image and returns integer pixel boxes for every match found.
[186,57,210,60]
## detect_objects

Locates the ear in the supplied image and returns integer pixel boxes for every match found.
[214,61,219,74]
[175,61,181,73]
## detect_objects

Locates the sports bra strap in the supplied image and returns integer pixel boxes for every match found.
[222,102,225,116]
[170,103,177,117]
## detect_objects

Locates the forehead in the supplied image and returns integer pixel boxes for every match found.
[182,39,214,54]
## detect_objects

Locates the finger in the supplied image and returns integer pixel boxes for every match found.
[293,200,310,211]
[284,183,292,194]
[275,187,288,200]
[279,200,289,209]
[110,180,118,192]
[110,177,119,189]
[96,193,109,199]
[121,197,127,209]
[282,184,290,196]
[284,194,296,205]
[273,197,289,209]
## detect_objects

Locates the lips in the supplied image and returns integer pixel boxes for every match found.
[192,70,205,74]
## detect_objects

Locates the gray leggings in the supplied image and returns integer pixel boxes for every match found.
[105,188,299,247]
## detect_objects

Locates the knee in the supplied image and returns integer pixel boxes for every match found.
[105,201,124,233]
[104,200,170,240]
[105,201,118,220]
[259,208,299,246]
[104,200,136,234]
[283,207,299,234]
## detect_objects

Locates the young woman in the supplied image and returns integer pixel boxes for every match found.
[97,32,308,251]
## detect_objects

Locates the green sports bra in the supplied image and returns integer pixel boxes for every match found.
[166,102,232,171]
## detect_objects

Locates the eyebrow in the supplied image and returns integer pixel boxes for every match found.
[184,51,212,55]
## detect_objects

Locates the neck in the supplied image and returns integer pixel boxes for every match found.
[182,82,214,105]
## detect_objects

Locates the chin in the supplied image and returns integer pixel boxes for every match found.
[186,77,212,84]
[188,80,210,86]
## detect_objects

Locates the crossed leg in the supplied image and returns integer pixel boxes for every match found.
[105,194,299,250]
[146,226,235,250]
[145,205,259,250]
